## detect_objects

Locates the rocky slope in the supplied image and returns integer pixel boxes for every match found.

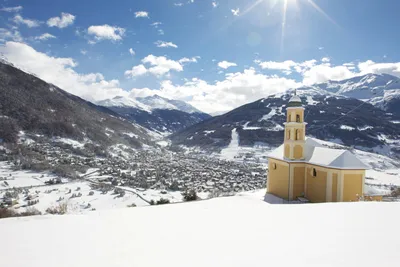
[0,61,155,149]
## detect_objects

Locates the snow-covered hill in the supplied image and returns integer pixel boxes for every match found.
[1,193,399,267]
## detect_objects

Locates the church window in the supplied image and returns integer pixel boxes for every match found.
[296,114,300,122]
[272,163,277,170]
[312,168,317,177]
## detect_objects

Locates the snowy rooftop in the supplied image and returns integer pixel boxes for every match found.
[1,193,399,267]
[289,95,301,103]
[268,138,369,169]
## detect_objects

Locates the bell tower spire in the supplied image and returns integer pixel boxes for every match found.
[283,93,307,160]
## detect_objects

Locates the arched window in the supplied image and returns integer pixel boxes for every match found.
[296,129,301,140]
[272,163,277,170]
[287,130,290,140]
[296,114,301,122]
[312,168,317,177]
[288,114,291,122]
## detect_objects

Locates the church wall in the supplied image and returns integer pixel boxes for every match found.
[332,173,338,202]
[284,144,290,158]
[343,173,363,201]
[305,166,327,203]
[267,159,290,199]
[292,166,305,199]
[293,145,303,159]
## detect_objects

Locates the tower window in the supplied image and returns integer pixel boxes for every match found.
[296,114,300,122]
[312,168,317,177]
[272,163,277,170]
[295,129,299,140]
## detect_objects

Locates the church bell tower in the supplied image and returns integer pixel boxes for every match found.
[283,92,307,160]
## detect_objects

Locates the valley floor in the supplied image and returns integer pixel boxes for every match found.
[1,192,399,267]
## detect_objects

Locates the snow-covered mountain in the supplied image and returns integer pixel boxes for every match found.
[136,95,203,114]
[97,95,211,134]
[98,95,203,114]
[298,73,400,115]
[97,96,152,112]
[170,93,400,158]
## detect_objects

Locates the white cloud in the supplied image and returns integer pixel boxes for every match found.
[258,60,297,71]
[321,57,330,63]
[155,40,178,48]
[231,8,240,16]
[174,3,184,6]
[80,49,87,55]
[87,25,125,42]
[0,28,23,42]
[179,57,199,64]
[34,33,56,41]
[128,68,300,113]
[125,55,184,78]
[212,2,219,8]
[358,60,400,77]
[218,60,237,69]
[125,64,148,77]
[302,64,355,85]
[150,22,164,35]
[150,22,162,28]
[12,15,40,28]
[0,6,23,12]
[129,48,135,56]
[258,58,352,85]
[0,41,125,101]
[134,11,149,18]
[47,13,75,28]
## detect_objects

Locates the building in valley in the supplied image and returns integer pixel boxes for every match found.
[266,94,371,202]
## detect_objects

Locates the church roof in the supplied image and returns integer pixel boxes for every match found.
[289,95,301,103]
[268,138,369,170]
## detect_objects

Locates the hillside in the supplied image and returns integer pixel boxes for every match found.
[170,93,400,158]
[0,61,154,148]
[98,95,211,133]
[1,194,399,267]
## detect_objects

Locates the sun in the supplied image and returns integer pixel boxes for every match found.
[242,0,338,54]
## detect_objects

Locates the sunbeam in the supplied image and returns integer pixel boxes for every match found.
[280,0,289,54]
[307,0,340,27]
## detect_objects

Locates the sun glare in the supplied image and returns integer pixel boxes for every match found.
[243,0,338,54]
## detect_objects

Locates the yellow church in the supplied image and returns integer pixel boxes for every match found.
[266,94,371,203]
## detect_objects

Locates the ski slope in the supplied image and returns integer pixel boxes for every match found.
[1,193,399,267]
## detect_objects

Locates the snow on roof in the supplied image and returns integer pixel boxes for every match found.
[0,195,399,267]
[289,95,301,102]
[268,137,369,169]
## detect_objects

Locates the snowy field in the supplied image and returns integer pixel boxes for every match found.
[0,162,210,214]
[1,192,399,267]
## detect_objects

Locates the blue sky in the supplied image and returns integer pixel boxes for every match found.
[1,0,400,113]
